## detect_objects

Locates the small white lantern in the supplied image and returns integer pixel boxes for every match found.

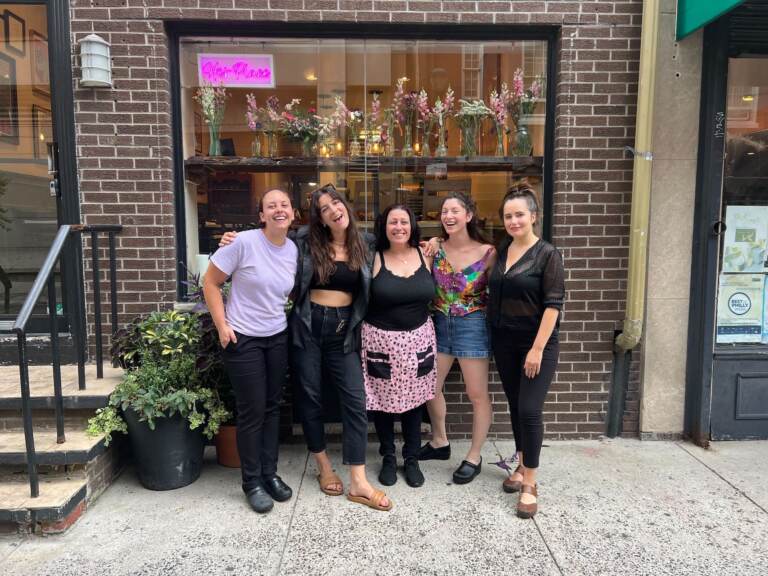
[78,34,112,88]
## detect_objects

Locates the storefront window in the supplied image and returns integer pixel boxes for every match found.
[179,37,549,277]
[716,57,768,347]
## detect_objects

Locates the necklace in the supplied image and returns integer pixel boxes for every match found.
[390,249,411,265]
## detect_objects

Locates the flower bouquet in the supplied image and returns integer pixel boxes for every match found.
[194,83,228,156]
[506,69,543,156]
[489,84,510,157]
[455,98,491,157]
[280,99,322,157]
[432,87,454,157]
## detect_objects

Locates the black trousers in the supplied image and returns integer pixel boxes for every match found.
[294,304,368,465]
[222,330,288,493]
[373,405,424,461]
[491,327,559,469]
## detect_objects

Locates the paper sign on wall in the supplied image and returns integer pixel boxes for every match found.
[716,274,764,344]
[722,205,768,273]
[197,54,275,88]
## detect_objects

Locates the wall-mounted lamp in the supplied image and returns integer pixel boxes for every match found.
[78,34,112,88]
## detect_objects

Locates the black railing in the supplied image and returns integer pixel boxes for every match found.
[12,224,122,497]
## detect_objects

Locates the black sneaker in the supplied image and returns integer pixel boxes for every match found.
[263,475,293,502]
[404,457,425,488]
[245,483,274,513]
[452,457,482,485]
[378,454,397,486]
[417,442,451,461]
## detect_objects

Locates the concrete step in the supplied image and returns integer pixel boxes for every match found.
[0,470,88,531]
[0,429,106,466]
[0,363,122,410]
[0,334,78,366]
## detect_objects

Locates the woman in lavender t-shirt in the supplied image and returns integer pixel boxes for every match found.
[203,189,297,514]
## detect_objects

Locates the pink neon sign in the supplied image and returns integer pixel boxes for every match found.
[197,54,275,88]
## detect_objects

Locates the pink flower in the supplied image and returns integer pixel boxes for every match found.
[512,68,524,99]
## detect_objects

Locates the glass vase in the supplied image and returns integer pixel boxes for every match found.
[208,123,221,156]
[301,139,315,157]
[251,135,262,157]
[512,123,532,156]
[266,132,279,157]
[401,124,414,157]
[495,125,505,157]
[460,122,477,157]
[436,127,448,157]
[349,139,362,157]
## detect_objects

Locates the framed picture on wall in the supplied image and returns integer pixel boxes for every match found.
[0,53,19,143]
[32,104,52,159]
[29,30,49,98]
[3,10,25,57]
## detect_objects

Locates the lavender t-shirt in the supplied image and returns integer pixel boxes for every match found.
[209,229,298,337]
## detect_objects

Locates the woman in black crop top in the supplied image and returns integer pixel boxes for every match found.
[362,205,436,488]
[487,182,565,519]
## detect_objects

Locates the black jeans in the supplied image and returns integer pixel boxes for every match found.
[491,327,559,469]
[373,405,424,461]
[222,330,288,493]
[294,304,368,465]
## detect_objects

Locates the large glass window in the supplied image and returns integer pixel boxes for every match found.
[179,37,549,277]
[716,57,768,347]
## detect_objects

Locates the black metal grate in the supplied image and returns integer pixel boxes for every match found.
[729,1,768,55]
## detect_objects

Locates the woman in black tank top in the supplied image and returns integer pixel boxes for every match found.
[362,205,437,488]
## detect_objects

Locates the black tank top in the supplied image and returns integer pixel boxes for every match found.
[311,261,359,294]
[365,249,436,331]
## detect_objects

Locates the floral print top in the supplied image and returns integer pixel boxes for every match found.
[432,246,494,316]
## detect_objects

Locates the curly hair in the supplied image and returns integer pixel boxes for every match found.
[308,184,368,284]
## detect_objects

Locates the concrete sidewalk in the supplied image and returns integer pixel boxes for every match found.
[1,439,767,576]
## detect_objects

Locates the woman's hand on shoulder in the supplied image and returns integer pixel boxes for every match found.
[419,236,442,258]
[484,244,498,268]
[418,246,434,268]
[219,231,238,247]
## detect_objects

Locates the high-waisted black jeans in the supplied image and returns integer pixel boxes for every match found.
[222,329,288,493]
[373,406,424,461]
[294,304,368,465]
[491,327,559,469]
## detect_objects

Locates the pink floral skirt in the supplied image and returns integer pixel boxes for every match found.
[362,318,437,414]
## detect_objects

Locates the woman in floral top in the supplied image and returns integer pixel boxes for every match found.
[419,192,496,485]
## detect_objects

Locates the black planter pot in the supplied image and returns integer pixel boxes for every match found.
[123,408,205,491]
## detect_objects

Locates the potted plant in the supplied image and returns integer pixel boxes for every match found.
[87,309,230,490]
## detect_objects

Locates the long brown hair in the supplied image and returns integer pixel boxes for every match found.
[439,191,491,243]
[308,184,368,284]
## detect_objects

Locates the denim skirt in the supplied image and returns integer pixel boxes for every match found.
[433,310,490,359]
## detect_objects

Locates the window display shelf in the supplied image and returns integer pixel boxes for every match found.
[184,155,544,176]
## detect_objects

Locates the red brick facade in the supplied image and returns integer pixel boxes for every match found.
[71,0,643,439]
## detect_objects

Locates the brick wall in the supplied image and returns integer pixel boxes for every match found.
[70,0,643,439]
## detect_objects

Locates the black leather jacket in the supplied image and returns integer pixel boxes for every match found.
[290,226,376,353]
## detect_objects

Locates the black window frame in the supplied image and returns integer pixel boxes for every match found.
[166,21,559,300]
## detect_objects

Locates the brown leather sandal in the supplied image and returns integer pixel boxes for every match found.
[347,489,393,511]
[502,465,524,493]
[517,484,538,519]
[317,471,344,496]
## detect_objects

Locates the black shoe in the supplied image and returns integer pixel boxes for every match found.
[404,457,424,488]
[245,484,274,513]
[417,442,451,461]
[378,454,397,486]
[452,457,482,485]
[263,475,293,502]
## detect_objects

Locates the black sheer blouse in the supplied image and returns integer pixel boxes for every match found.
[487,239,565,336]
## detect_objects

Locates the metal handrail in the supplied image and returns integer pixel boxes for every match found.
[12,223,122,497]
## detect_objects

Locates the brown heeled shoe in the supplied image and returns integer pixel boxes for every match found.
[516,484,538,519]
[502,465,524,493]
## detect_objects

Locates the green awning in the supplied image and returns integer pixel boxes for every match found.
[677,0,747,39]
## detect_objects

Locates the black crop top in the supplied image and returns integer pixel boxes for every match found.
[311,261,360,294]
[365,251,436,331]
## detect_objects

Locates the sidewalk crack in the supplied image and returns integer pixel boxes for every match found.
[675,442,768,516]
[274,449,309,576]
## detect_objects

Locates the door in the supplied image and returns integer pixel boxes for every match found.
[710,54,768,439]
[0,2,61,330]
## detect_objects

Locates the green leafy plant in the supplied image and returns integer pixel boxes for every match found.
[89,309,230,445]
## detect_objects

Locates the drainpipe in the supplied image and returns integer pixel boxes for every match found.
[605,0,661,438]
